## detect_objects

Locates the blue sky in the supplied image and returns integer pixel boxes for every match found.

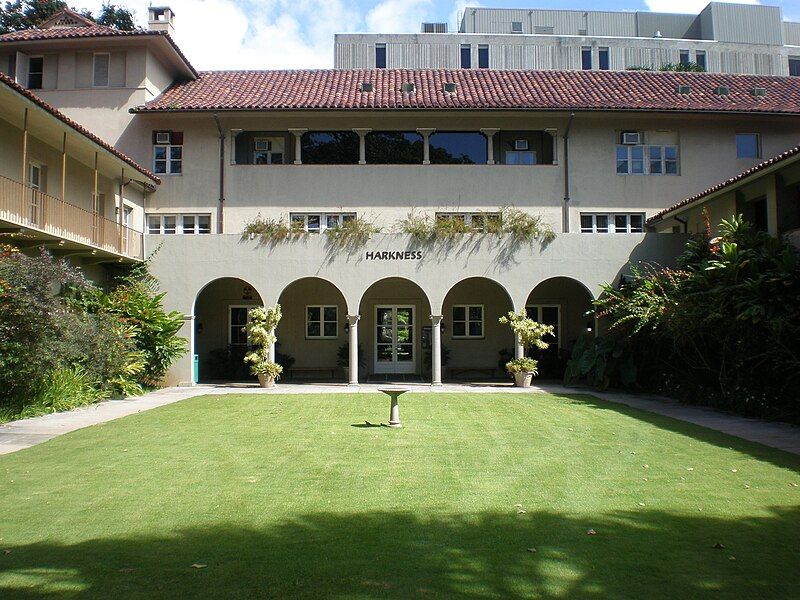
[78,0,799,70]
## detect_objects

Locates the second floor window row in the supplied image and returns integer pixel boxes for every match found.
[616,144,679,175]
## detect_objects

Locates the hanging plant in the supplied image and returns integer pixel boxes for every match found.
[242,216,304,244]
[325,217,381,249]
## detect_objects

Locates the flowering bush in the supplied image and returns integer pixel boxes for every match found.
[498,311,554,352]
[505,357,539,375]
[243,304,283,380]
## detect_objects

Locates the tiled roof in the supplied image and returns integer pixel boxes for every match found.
[0,19,198,78]
[0,72,160,184]
[136,69,800,113]
[647,145,800,224]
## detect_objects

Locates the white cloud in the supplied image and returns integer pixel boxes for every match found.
[365,0,432,34]
[644,0,759,13]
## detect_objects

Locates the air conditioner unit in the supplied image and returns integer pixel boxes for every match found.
[621,132,641,145]
[254,139,271,152]
[421,22,448,33]
[514,139,529,150]
[155,132,171,144]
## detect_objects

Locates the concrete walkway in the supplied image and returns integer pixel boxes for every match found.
[1,382,798,456]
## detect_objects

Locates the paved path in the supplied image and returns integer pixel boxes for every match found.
[1,382,798,456]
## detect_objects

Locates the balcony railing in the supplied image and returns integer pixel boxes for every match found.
[0,174,143,260]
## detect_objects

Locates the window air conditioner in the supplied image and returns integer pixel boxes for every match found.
[156,132,171,144]
[621,132,641,145]
[514,139,529,150]
[254,139,271,151]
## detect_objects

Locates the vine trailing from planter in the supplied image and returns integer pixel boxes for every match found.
[243,304,283,384]
[242,215,381,250]
[397,207,555,245]
[325,217,382,249]
[241,216,304,245]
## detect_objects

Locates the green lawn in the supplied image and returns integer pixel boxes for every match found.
[0,392,798,599]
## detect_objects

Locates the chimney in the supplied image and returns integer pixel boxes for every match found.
[148,6,175,35]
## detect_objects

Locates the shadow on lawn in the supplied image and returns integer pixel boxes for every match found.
[1,507,798,599]
[551,393,800,471]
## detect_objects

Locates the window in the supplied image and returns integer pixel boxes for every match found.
[289,213,355,233]
[581,47,592,70]
[365,132,424,164]
[616,144,678,175]
[452,305,483,338]
[27,56,43,89]
[695,50,706,71]
[511,21,523,33]
[790,57,800,77]
[526,305,560,349]
[679,50,690,66]
[152,131,183,174]
[93,53,110,87]
[498,130,554,165]
[375,43,386,68]
[306,306,338,338]
[301,132,359,164]
[460,44,471,68]
[581,213,644,234]
[436,212,500,232]
[598,47,610,70]
[736,133,760,159]
[147,213,210,234]
[28,162,42,190]
[478,45,489,69]
[429,132,488,164]
[253,137,284,164]
[229,306,251,346]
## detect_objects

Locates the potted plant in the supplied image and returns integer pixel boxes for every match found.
[243,304,283,388]
[505,357,539,388]
[498,311,554,387]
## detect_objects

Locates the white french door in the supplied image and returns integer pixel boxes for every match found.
[374,305,415,374]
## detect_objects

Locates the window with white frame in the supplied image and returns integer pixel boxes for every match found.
[229,306,251,346]
[616,144,678,175]
[152,131,183,175]
[580,213,644,234]
[289,213,355,233]
[436,212,501,232]
[147,213,210,234]
[306,306,338,338]
[93,53,110,87]
[526,305,560,349]
[253,137,285,164]
[452,305,483,338]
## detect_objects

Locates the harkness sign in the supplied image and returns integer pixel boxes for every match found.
[364,251,423,260]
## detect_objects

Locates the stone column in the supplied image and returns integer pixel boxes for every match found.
[269,339,276,363]
[288,128,307,165]
[515,332,525,359]
[347,314,360,385]
[480,128,499,165]
[353,128,371,165]
[416,128,435,165]
[431,314,443,386]
[545,128,558,165]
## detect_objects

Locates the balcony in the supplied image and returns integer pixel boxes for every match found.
[0,174,143,261]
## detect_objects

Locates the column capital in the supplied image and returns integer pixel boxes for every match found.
[480,128,500,136]
[352,128,372,135]
[480,128,499,165]
[416,128,435,136]
[288,128,308,136]
[429,314,444,325]
[346,314,361,324]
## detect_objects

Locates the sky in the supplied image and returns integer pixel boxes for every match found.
[74,0,800,70]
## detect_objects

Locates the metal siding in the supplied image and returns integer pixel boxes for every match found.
[587,12,636,37]
[635,13,698,39]
[708,3,783,45]
[785,23,800,47]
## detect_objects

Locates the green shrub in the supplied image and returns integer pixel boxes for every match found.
[18,366,108,420]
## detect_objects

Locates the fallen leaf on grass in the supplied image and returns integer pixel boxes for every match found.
[587,529,597,536]
[728,556,736,561]
[686,467,694,471]
[730,469,738,473]
[527,547,537,553]
[3,549,11,555]
[637,502,645,507]
[517,509,526,514]
[713,542,725,549]
[190,564,207,569]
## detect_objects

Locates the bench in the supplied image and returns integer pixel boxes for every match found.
[448,367,497,380]
[285,366,339,380]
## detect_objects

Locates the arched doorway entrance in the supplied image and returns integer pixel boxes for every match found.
[194,277,263,382]
[441,277,515,381]
[358,278,432,382]
[275,277,348,381]
[525,277,595,379]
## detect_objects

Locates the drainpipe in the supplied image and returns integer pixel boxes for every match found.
[213,114,225,234]
[562,112,576,233]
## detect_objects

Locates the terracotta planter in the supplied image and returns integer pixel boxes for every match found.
[257,374,275,388]
[513,372,533,388]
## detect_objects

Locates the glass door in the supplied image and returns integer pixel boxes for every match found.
[374,306,415,374]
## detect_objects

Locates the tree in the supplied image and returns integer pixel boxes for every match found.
[0,1,136,34]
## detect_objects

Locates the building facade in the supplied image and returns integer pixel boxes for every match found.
[2,8,800,387]
[335,2,800,76]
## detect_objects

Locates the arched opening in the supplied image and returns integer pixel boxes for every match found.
[194,277,263,382]
[275,277,349,381]
[525,277,595,379]
[358,278,432,382]
[441,277,515,381]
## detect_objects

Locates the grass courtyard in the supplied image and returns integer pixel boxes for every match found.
[0,392,798,599]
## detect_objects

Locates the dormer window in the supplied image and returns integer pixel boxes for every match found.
[93,53,110,87]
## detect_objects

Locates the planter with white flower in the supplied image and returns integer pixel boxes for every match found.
[243,304,283,388]
[498,311,554,388]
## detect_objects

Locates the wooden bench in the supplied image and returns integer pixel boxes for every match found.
[448,367,497,380]
[285,366,339,380]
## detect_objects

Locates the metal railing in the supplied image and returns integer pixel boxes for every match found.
[0,174,143,260]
